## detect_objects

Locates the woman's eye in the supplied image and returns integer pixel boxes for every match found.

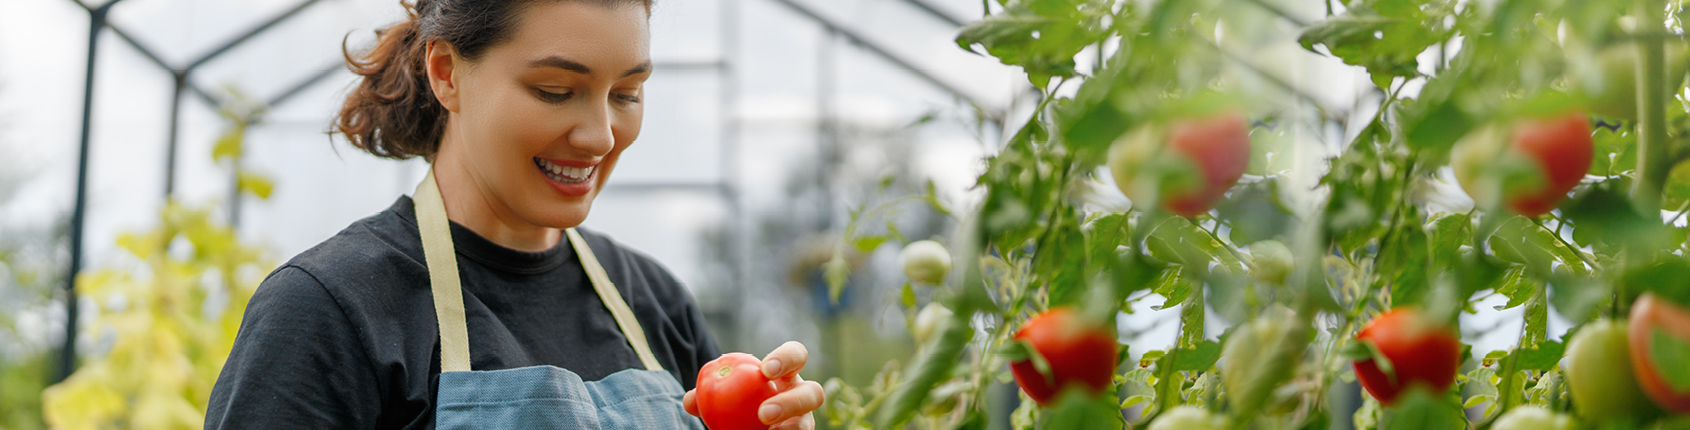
[615,93,642,104]
[535,89,573,103]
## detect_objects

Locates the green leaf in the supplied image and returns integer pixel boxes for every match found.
[1378,389,1468,430]
[825,254,850,304]
[852,235,888,253]
[1650,328,1690,392]
[1171,340,1223,371]
[1513,340,1564,372]
[1214,179,1294,244]
[236,171,275,200]
[1564,183,1670,251]
[900,282,916,308]
[1297,1,1440,85]
[1041,390,1126,429]
[1588,125,1636,177]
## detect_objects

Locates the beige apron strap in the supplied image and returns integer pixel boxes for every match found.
[566,228,664,372]
[415,169,474,373]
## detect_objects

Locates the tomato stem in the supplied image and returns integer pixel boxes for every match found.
[1633,0,1670,212]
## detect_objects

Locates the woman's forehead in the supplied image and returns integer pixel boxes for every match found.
[495,1,650,72]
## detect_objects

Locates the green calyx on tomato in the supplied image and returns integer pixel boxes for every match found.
[1147,405,1226,430]
[1490,405,1575,430]
[1351,308,1462,406]
[1107,112,1252,218]
[1570,42,1689,121]
[1566,319,1658,423]
[1009,307,1118,406]
[696,352,780,430]
[1629,293,1690,413]
[1451,112,1593,217]
[899,240,952,284]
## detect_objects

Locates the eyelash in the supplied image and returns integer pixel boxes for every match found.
[533,89,642,105]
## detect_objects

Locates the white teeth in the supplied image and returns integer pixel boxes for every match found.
[534,158,595,183]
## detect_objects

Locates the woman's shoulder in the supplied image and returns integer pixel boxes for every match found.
[264,196,428,299]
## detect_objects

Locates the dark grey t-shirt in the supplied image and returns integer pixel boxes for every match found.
[204,196,721,429]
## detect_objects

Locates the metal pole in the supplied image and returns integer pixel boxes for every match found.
[163,72,185,197]
[721,0,749,351]
[59,0,122,384]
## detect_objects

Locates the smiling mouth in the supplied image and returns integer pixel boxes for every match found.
[534,158,595,184]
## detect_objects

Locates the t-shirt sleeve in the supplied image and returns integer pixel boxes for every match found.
[205,266,382,429]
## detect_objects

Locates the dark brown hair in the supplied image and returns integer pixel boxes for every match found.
[337,0,652,160]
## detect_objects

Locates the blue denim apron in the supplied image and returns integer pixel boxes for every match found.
[413,170,707,430]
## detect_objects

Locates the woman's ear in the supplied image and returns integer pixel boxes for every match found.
[425,40,462,112]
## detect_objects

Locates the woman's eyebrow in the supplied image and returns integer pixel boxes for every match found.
[528,57,653,78]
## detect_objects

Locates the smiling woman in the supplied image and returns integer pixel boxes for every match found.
[203,1,823,429]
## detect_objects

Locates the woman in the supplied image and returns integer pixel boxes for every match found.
[204,0,824,428]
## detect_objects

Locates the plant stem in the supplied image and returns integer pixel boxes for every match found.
[1634,0,1670,212]
[1234,0,1308,26]
[1529,217,1595,270]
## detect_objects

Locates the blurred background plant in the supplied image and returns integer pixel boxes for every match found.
[36,93,273,430]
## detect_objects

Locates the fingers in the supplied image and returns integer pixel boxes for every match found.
[768,413,816,430]
[682,389,699,417]
[760,379,825,425]
[762,341,810,380]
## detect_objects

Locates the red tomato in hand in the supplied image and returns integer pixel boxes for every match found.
[1108,112,1251,218]
[1452,112,1593,217]
[1629,293,1690,413]
[1351,308,1462,405]
[697,353,780,430]
[1009,308,1118,406]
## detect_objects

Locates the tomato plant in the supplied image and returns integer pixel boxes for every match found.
[811,0,1690,429]
[1629,293,1690,413]
[1351,308,1461,405]
[1008,308,1117,406]
[697,353,781,430]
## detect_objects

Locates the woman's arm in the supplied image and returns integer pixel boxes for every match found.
[205,267,383,429]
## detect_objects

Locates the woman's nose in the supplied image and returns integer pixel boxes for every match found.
[568,98,615,156]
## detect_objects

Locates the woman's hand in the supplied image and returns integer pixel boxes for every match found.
[684,341,824,429]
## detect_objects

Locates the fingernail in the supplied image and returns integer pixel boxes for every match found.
[763,358,783,377]
[759,403,783,423]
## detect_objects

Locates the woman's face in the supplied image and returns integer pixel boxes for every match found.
[431,1,650,231]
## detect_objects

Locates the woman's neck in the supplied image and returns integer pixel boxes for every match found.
[429,151,563,253]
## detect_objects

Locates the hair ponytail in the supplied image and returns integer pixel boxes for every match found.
[336,2,446,160]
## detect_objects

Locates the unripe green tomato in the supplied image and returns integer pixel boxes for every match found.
[1147,406,1226,430]
[912,302,952,346]
[1222,306,1302,415]
[1247,240,1293,285]
[1573,42,1689,121]
[899,240,952,284]
[1491,405,1575,430]
[1566,319,1659,423]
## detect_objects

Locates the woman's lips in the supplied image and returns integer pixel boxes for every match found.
[535,157,596,197]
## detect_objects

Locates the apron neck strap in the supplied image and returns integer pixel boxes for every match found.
[414,168,664,373]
